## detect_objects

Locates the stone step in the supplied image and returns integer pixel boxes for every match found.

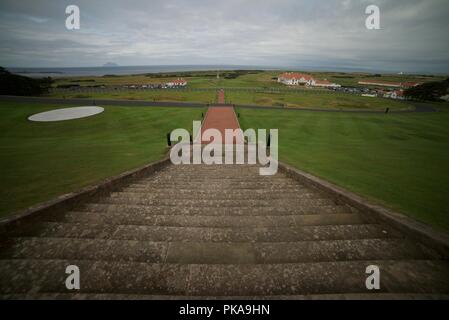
[164,239,439,264]
[129,181,302,187]
[0,238,167,263]
[80,203,356,216]
[0,238,437,264]
[123,186,311,193]
[147,178,294,184]
[1,259,448,296]
[43,212,365,228]
[183,260,449,296]
[109,191,324,201]
[6,222,400,242]
[149,174,290,179]
[97,197,337,208]
[153,177,285,182]
[160,165,261,171]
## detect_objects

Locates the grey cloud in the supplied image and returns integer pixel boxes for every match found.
[0,0,448,73]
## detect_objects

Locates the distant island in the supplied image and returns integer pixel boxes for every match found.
[102,62,119,67]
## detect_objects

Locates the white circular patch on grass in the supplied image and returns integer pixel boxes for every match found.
[28,106,104,122]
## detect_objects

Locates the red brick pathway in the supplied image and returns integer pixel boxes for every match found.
[217,89,225,104]
[200,90,241,144]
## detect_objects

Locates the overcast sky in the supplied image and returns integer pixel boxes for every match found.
[1,0,448,73]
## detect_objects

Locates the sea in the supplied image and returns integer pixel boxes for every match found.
[5,64,402,78]
[6,65,281,78]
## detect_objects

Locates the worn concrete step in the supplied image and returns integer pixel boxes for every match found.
[0,238,167,263]
[6,222,399,242]
[148,179,295,185]
[123,186,311,193]
[0,238,437,264]
[0,259,187,295]
[152,177,286,181]
[1,259,448,296]
[109,191,324,201]
[80,203,355,216]
[160,165,261,171]
[97,197,337,208]
[164,239,439,264]
[184,260,449,296]
[128,182,303,188]
[112,224,398,242]
[43,212,365,227]
[149,175,291,180]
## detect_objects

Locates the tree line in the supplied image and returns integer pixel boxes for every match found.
[0,67,53,96]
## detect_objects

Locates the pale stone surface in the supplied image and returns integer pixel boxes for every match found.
[1,162,448,298]
[28,106,104,122]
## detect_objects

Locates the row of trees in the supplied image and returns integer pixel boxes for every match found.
[0,67,53,96]
[404,78,449,101]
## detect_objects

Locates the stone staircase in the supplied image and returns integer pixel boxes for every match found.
[1,163,449,299]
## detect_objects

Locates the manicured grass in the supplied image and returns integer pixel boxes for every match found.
[52,70,444,89]
[49,70,438,111]
[48,88,413,111]
[0,102,204,217]
[226,90,413,110]
[239,107,449,232]
[48,90,217,104]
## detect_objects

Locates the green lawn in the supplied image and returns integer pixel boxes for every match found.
[49,69,439,111]
[48,89,217,104]
[2,100,448,233]
[0,102,203,217]
[239,106,449,232]
[226,90,413,110]
[52,70,444,89]
[48,88,414,111]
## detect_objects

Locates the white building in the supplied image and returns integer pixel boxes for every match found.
[166,78,187,87]
[278,72,314,86]
[278,72,341,88]
[309,79,341,88]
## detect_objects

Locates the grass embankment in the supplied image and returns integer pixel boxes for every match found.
[239,106,449,232]
[0,102,203,217]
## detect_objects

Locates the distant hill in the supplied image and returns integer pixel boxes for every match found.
[0,67,53,96]
[102,62,119,67]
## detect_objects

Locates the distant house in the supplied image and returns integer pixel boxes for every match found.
[278,72,314,86]
[384,89,405,100]
[361,94,377,98]
[278,72,341,88]
[390,90,405,100]
[166,78,187,87]
[309,79,341,88]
